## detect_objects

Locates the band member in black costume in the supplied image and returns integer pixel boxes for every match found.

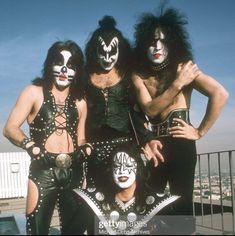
[3,40,92,235]
[84,15,163,188]
[132,7,228,217]
[74,143,184,235]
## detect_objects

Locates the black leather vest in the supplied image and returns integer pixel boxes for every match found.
[29,88,79,150]
[86,79,131,140]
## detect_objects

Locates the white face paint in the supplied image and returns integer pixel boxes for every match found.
[97,36,119,71]
[113,152,137,189]
[53,50,76,87]
[147,28,168,64]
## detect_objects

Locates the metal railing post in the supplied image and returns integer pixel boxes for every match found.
[195,150,235,234]
[207,153,214,228]
[198,154,204,225]
[229,151,235,234]
[218,152,224,233]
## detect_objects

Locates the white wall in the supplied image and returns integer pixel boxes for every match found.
[0,152,30,199]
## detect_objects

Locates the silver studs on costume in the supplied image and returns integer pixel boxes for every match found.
[95,192,105,201]
[110,211,120,221]
[146,195,155,205]
[127,212,137,222]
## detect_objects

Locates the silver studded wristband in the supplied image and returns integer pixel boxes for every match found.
[20,137,34,150]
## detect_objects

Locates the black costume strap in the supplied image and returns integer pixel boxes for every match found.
[148,108,190,137]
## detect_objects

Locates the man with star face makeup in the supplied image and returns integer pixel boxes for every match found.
[3,40,92,235]
[84,15,163,189]
[73,144,185,235]
[132,7,228,218]
[147,28,168,66]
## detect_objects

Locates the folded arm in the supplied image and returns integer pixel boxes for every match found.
[132,61,200,118]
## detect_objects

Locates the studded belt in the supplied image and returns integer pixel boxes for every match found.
[91,136,133,147]
[91,136,134,162]
[147,108,190,138]
[42,151,82,168]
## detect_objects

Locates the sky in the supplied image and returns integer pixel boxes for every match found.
[0,0,234,154]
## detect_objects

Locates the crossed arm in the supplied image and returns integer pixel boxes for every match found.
[132,61,200,118]
[132,61,229,166]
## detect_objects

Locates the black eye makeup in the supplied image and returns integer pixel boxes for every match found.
[53,54,64,66]
[66,58,76,70]
[97,45,105,55]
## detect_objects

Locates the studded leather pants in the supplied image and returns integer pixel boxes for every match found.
[26,160,84,235]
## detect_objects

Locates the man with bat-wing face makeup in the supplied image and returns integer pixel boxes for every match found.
[84,15,163,189]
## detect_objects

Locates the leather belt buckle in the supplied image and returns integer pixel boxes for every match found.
[55,153,72,168]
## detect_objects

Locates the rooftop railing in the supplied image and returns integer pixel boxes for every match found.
[193,150,235,235]
[1,150,235,234]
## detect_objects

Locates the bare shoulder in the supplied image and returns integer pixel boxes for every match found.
[131,73,146,87]
[75,98,87,111]
[21,84,42,95]
[132,73,143,82]
[18,85,43,101]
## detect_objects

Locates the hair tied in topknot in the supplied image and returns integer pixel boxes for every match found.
[99,15,116,29]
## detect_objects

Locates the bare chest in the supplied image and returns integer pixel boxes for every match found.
[143,76,163,98]
[142,76,190,108]
[90,74,121,89]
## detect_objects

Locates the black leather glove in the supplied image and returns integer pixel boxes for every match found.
[80,143,94,157]
[25,144,42,162]
[73,143,94,166]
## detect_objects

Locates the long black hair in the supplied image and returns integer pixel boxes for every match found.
[133,7,193,94]
[32,40,85,100]
[85,15,132,77]
[90,143,150,210]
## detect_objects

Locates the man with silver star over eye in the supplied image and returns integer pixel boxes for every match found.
[84,15,164,189]
[74,144,181,235]
[132,6,228,222]
[3,40,92,235]
[112,150,137,190]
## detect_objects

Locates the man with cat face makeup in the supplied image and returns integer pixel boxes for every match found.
[132,7,228,218]
[84,15,164,189]
[3,40,91,235]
